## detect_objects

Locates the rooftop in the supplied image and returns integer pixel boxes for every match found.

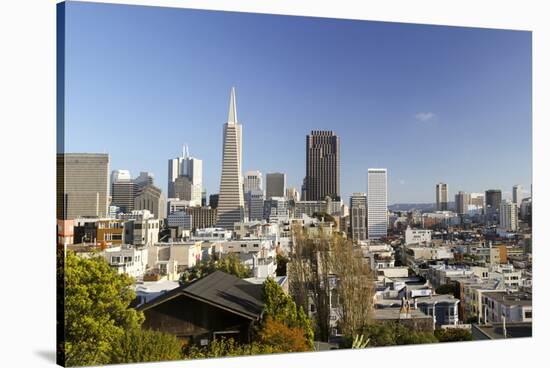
[137,271,264,320]
[373,307,432,320]
[473,322,532,340]
[484,291,532,306]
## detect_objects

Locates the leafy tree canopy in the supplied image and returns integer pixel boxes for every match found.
[182,337,275,359]
[361,322,438,347]
[63,251,144,366]
[275,254,289,276]
[435,328,473,342]
[180,253,251,283]
[261,277,314,350]
[435,283,458,296]
[257,317,312,352]
[110,329,183,364]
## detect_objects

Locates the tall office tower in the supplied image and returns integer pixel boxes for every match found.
[301,177,308,201]
[469,193,485,207]
[455,191,471,215]
[520,197,532,222]
[305,130,340,201]
[243,171,263,221]
[180,145,203,204]
[168,145,203,204]
[57,153,109,219]
[350,192,367,242]
[245,189,265,221]
[244,170,263,192]
[500,200,518,231]
[266,172,286,199]
[134,172,154,190]
[513,184,523,205]
[436,183,448,211]
[173,176,194,203]
[367,169,388,239]
[485,189,502,224]
[485,189,502,212]
[134,184,166,220]
[209,194,219,209]
[111,181,136,214]
[216,87,245,229]
[167,158,181,199]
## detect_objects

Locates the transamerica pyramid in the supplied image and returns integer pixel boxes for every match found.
[216,87,244,229]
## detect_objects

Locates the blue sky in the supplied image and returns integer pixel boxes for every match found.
[63,1,532,204]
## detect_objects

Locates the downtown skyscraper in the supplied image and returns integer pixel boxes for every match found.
[167,145,203,205]
[367,168,388,240]
[216,87,244,229]
[350,192,367,242]
[57,153,110,219]
[266,172,286,199]
[513,184,523,205]
[436,182,448,211]
[304,130,340,201]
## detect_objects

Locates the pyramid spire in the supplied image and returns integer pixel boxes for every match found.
[227,86,238,124]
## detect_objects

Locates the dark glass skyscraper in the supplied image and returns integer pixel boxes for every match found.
[485,189,503,211]
[305,130,340,201]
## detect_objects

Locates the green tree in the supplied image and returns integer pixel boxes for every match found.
[180,253,251,283]
[110,329,182,364]
[435,283,458,297]
[262,277,314,349]
[182,337,275,359]
[275,254,289,276]
[63,251,144,366]
[435,328,473,342]
[361,322,438,347]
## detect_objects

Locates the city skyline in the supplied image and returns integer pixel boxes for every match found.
[64,2,532,204]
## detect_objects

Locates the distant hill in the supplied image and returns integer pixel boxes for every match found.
[389,203,443,212]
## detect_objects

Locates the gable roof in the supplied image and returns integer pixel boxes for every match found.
[137,271,265,320]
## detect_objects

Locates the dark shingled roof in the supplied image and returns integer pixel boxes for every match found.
[137,271,265,320]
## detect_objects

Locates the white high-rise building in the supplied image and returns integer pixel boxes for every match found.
[216,87,245,229]
[286,187,300,202]
[513,184,523,205]
[367,169,388,239]
[244,170,263,193]
[167,145,203,205]
[499,200,518,231]
[111,169,131,186]
[168,158,181,199]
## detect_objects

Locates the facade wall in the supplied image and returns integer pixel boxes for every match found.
[305,130,340,201]
[57,153,109,219]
